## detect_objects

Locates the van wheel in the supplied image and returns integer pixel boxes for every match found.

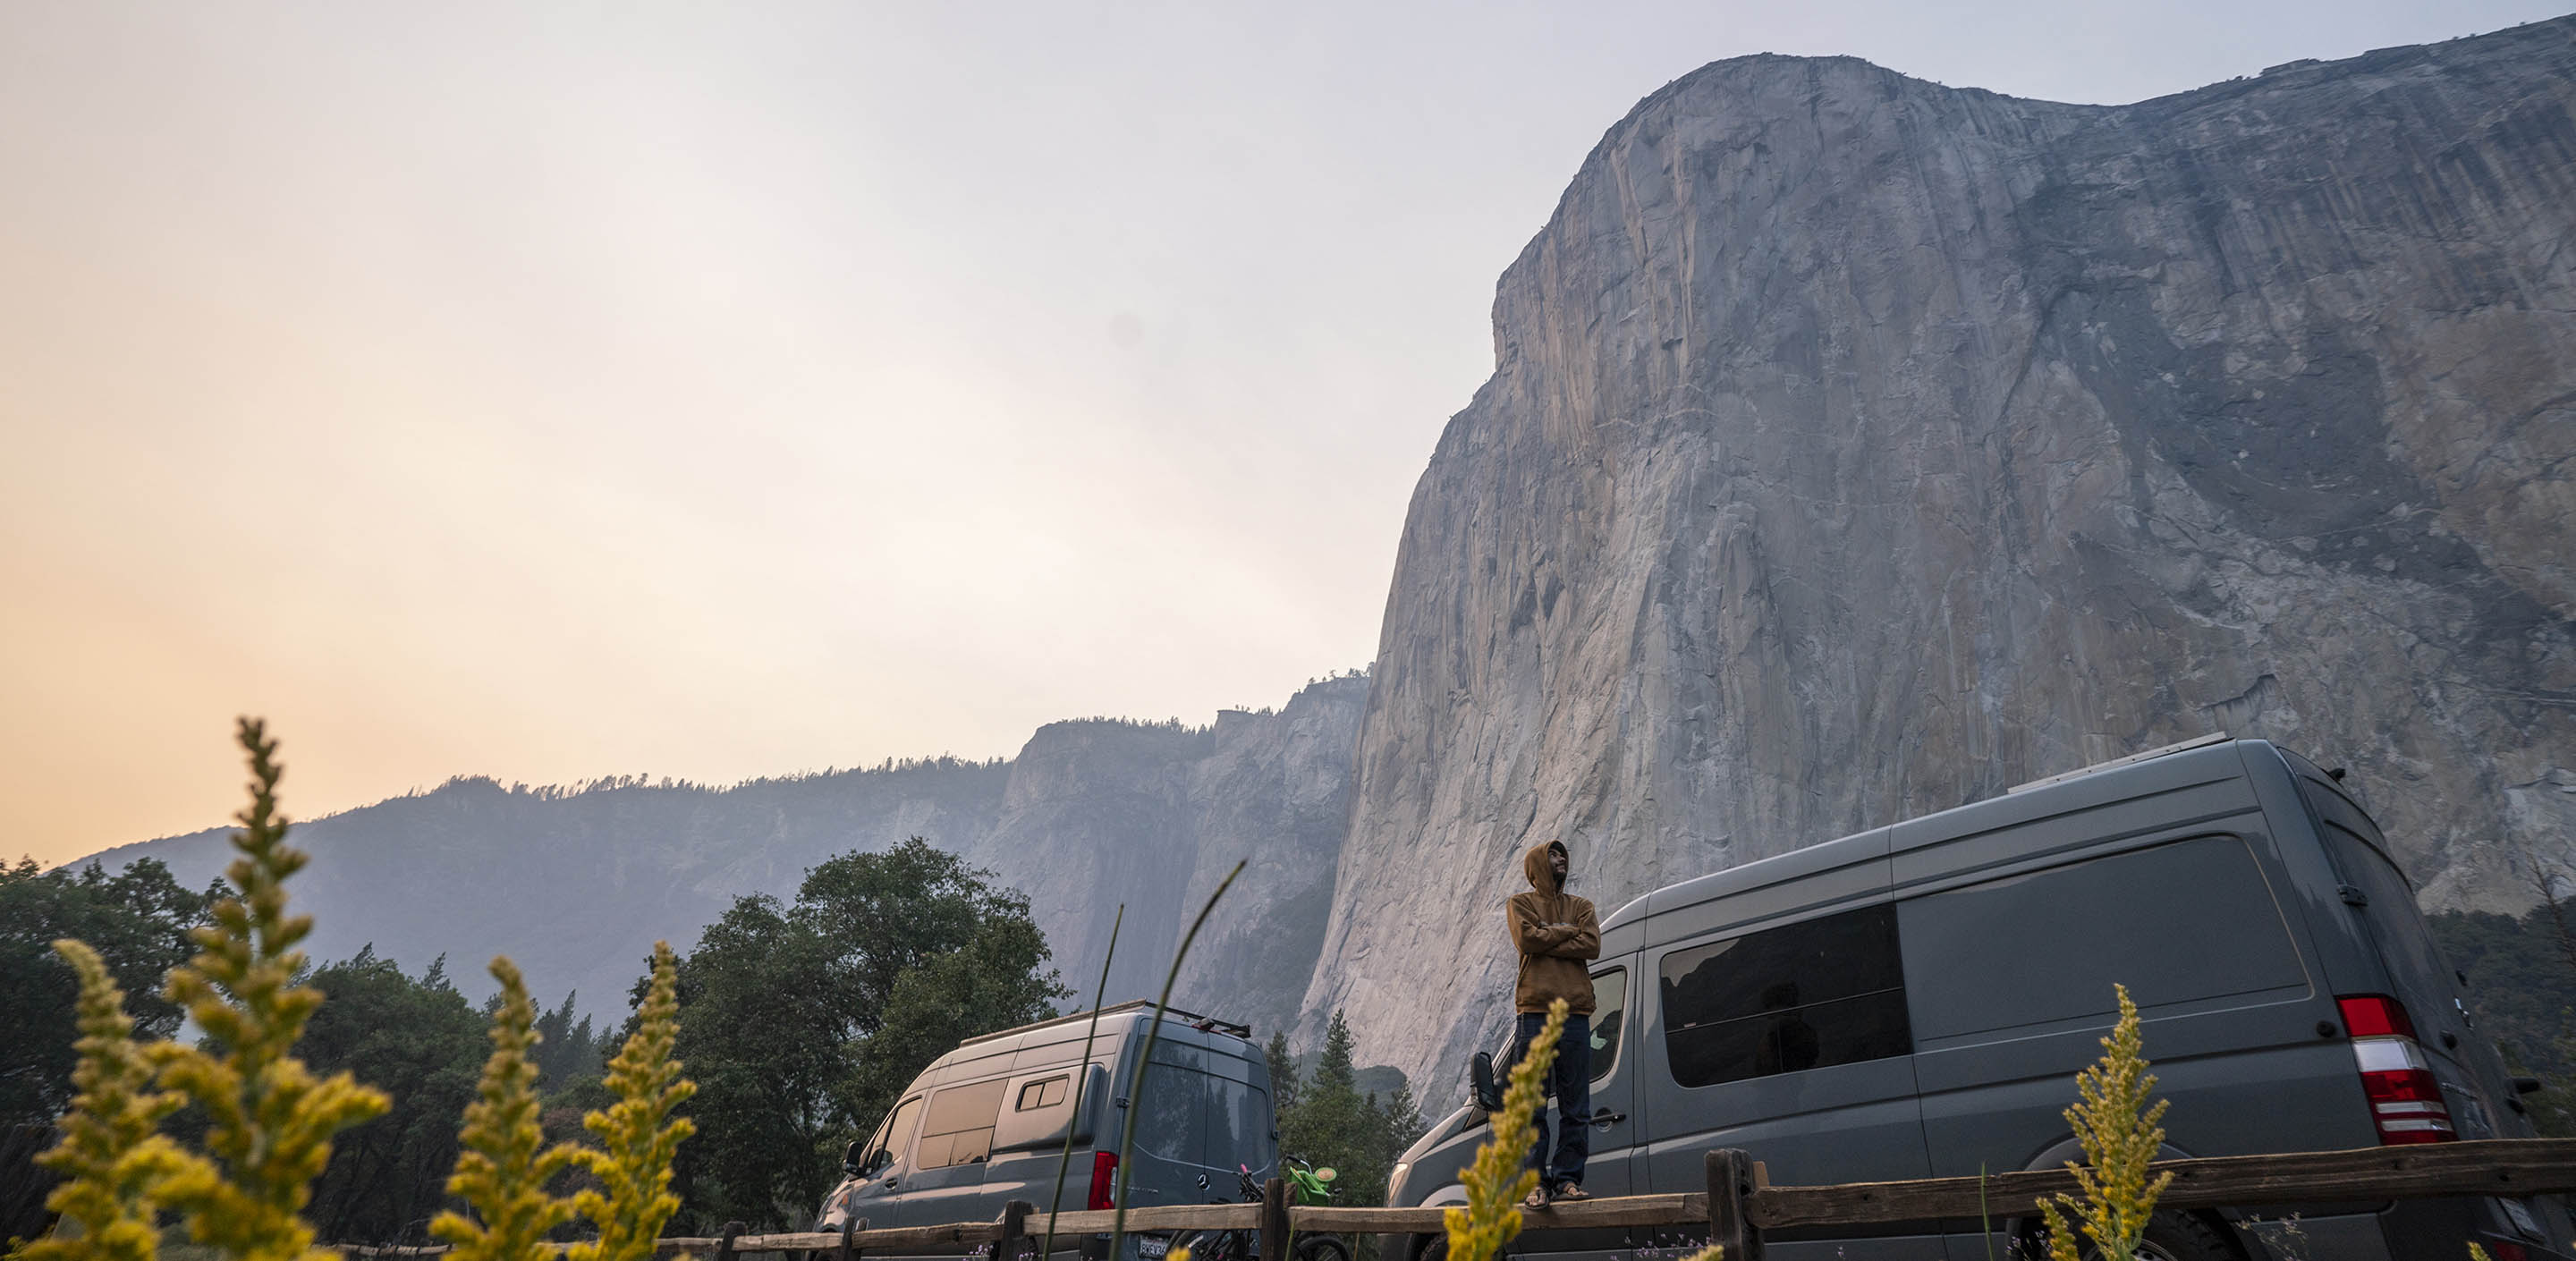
[2043,1211,2239,1261]
[1413,1235,1445,1261]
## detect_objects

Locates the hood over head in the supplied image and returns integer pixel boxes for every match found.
[1521,840,1567,894]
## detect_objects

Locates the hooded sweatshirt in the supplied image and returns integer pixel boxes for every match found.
[1506,841,1600,1015]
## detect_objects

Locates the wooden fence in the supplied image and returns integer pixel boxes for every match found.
[335,1136,2576,1261]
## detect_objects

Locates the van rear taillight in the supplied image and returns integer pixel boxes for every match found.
[1087,1151,1118,1210]
[2339,994,2456,1145]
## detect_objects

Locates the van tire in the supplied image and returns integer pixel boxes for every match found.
[2033,1210,2239,1261]
[2136,1211,2241,1261]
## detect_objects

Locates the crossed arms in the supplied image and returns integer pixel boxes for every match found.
[1510,901,1600,961]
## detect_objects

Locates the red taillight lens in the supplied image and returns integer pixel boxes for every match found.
[2487,1242,2529,1261]
[2337,994,2419,1040]
[1087,1151,1118,1210]
[2339,994,2455,1145]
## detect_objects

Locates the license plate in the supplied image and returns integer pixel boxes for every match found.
[1137,1238,1169,1258]
[2502,1198,2543,1237]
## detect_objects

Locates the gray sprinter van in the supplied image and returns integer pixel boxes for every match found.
[818,1002,1278,1258]
[1381,737,2566,1261]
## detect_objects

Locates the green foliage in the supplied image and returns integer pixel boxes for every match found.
[432,957,580,1261]
[152,718,392,1261]
[660,839,1065,1227]
[531,992,614,1094]
[1,859,221,1129]
[1275,1011,1425,1212]
[1445,999,1563,1261]
[16,940,190,1261]
[294,948,488,1243]
[2038,986,2173,1261]
[570,943,694,1261]
[1265,1032,1299,1116]
[2428,900,2576,1134]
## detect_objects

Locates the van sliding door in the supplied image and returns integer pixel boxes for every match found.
[1640,903,1934,1260]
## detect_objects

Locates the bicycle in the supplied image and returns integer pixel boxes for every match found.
[1165,1157,1350,1261]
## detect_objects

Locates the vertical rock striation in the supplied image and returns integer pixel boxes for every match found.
[1305,20,2576,1093]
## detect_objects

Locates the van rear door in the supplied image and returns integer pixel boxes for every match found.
[2293,766,2514,1139]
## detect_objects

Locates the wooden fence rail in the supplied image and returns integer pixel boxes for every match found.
[332,1136,2576,1261]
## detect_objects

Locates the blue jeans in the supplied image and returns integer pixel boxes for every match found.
[1500,1011,1591,1187]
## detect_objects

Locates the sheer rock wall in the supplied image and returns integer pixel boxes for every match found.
[1301,20,2576,1094]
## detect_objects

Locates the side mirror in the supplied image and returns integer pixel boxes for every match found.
[1470,1052,1502,1113]
[843,1139,869,1174]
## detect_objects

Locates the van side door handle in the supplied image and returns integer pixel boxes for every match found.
[1588,1109,1627,1129]
[883,1176,899,1189]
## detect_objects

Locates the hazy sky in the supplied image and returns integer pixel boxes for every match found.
[4,1,2563,867]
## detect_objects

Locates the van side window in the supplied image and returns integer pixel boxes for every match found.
[1016,1075,1070,1111]
[1897,834,2306,1041]
[1660,904,1911,1088]
[915,1079,1010,1169]
[861,1096,923,1175]
[1588,969,1626,1082]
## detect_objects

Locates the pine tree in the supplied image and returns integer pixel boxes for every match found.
[1266,1031,1301,1115]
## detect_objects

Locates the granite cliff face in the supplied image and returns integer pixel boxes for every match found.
[962,675,1366,1035]
[1301,19,2576,1092]
[88,675,1366,1028]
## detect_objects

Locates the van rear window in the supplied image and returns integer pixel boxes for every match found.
[1897,834,2306,1041]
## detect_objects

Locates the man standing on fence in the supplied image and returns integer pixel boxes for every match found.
[1503,839,1599,1206]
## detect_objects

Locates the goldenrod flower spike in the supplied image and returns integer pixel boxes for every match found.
[154,717,391,1261]
[19,940,191,1261]
[1444,998,1566,1261]
[2038,985,2174,1261]
[433,957,581,1261]
[569,941,697,1261]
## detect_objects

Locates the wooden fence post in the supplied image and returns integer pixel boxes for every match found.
[1258,1177,1290,1261]
[839,1216,868,1261]
[1704,1148,1761,1261]
[715,1221,746,1261]
[1000,1200,1037,1261]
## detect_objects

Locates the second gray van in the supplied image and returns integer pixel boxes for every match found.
[1382,737,2567,1261]
[818,1002,1278,1259]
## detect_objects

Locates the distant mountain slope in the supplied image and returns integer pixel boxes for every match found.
[1307,17,2576,1092]
[83,674,1368,1031]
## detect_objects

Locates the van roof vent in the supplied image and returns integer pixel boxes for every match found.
[959,999,1253,1047]
[2005,732,2234,795]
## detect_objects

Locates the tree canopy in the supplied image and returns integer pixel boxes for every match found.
[657,838,1066,1229]
[1,858,223,1129]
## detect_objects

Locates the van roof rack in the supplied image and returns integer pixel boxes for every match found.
[2005,732,2234,795]
[959,999,1253,1046]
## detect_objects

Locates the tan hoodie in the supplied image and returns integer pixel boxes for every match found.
[1506,841,1600,1015]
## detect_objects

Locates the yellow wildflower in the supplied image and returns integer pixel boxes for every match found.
[1444,998,1566,1261]
[2038,985,2174,1261]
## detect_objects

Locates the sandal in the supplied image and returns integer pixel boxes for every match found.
[1552,1181,1591,1202]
